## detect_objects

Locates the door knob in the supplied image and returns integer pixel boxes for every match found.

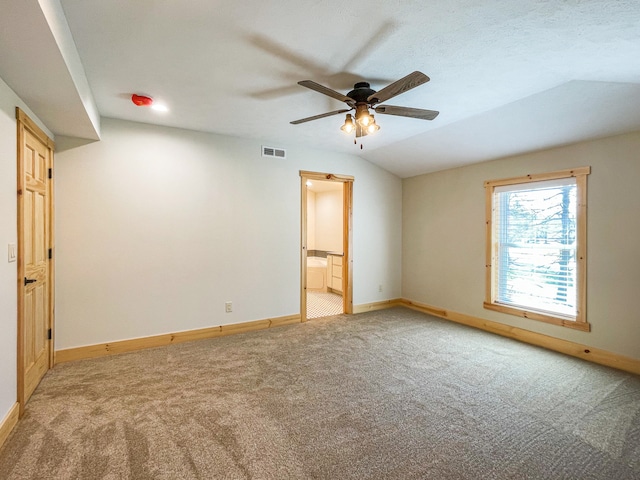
[24,277,37,286]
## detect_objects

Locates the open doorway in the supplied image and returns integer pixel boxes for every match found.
[306,179,343,318]
[300,171,353,321]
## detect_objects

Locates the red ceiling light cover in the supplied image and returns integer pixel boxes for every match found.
[131,94,153,107]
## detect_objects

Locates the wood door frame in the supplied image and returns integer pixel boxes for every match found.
[300,171,354,321]
[16,107,55,416]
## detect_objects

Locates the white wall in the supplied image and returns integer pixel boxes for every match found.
[55,118,402,349]
[403,131,640,360]
[314,189,343,253]
[0,76,54,424]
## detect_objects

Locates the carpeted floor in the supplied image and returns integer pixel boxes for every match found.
[1,307,639,479]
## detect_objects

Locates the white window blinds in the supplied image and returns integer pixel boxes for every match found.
[493,177,577,318]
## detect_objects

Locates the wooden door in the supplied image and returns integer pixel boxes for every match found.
[16,108,54,414]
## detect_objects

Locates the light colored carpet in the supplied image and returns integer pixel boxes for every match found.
[307,291,343,319]
[1,307,639,479]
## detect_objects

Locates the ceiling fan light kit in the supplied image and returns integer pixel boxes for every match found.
[366,115,380,133]
[340,114,355,133]
[291,71,439,147]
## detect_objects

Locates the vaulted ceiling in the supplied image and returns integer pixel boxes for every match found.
[2,0,640,178]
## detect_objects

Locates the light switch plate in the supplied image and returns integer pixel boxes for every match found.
[8,243,16,263]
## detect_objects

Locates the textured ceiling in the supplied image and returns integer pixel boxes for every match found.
[2,0,640,177]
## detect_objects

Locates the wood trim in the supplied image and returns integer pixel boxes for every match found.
[300,176,308,321]
[16,108,55,149]
[401,299,640,376]
[52,296,639,375]
[220,319,271,336]
[299,170,354,182]
[484,166,591,188]
[269,315,303,328]
[576,173,587,323]
[16,108,55,417]
[54,314,302,364]
[484,166,591,330]
[48,137,56,369]
[0,403,20,451]
[343,180,353,314]
[483,302,590,331]
[484,183,493,304]
[16,110,26,416]
[353,299,402,313]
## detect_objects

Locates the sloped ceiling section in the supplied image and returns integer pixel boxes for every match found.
[55,0,640,177]
[0,0,99,140]
[2,1,640,176]
[365,81,640,177]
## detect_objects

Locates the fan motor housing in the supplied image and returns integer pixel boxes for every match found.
[347,82,376,103]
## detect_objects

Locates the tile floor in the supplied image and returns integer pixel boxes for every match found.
[307,291,343,319]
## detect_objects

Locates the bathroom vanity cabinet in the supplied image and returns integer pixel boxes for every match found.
[327,254,343,294]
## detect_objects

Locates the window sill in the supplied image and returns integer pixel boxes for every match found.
[483,302,590,332]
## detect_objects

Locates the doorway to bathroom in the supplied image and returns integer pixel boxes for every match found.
[300,171,353,321]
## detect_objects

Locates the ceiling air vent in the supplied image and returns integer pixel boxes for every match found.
[262,146,286,159]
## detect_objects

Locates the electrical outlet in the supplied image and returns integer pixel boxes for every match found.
[225,301,232,313]
[378,284,383,292]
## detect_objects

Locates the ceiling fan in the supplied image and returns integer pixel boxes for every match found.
[290,71,439,141]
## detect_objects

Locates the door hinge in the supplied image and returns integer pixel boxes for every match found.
[48,168,52,179]
[47,328,52,340]
[48,248,52,259]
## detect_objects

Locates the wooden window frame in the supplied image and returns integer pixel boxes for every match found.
[484,167,590,332]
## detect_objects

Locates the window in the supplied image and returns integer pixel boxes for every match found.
[484,167,590,331]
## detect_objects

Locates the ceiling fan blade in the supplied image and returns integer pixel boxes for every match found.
[290,108,352,125]
[298,80,356,106]
[374,105,439,120]
[367,71,430,105]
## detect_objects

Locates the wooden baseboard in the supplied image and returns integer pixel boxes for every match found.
[401,299,640,376]
[0,403,19,450]
[55,314,301,364]
[54,299,406,364]
[53,299,638,376]
[353,299,403,314]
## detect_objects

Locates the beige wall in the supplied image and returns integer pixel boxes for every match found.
[55,118,403,349]
[306,191,316,251]
[403,131,640,360]
[306,185,343,254]
[314,189,343,253]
